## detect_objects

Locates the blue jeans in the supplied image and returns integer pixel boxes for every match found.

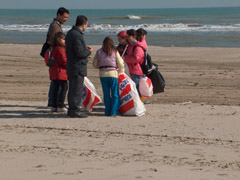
[130,74,141,97]
[48,80,62,106]
[100,77,120,116]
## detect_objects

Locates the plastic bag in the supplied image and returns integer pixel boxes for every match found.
[147,63,165,94]
[139,75,153,98]
[81,77,102,111]
[118,73,146,116]
[124,62,130,76]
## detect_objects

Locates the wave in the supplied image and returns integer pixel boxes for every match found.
[102,15,145,20]
[1,23,240,33]
[127,15,141,20]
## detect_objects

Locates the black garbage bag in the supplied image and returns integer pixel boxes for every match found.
[147,63,165,94]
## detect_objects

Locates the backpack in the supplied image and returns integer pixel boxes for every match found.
[133,46,153,75]
[44,47,57,67]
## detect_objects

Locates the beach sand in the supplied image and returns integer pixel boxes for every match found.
[0,44,240,179]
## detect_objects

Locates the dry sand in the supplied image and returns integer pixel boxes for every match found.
[0,44,240,180]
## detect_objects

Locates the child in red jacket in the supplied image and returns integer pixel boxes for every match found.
[49,32,68,112]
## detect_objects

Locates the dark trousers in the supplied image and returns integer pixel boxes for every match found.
[48,81,62,105]
[52,80,68,108]
[68,75,84,113]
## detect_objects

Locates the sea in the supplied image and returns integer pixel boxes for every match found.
[1,7,240,47]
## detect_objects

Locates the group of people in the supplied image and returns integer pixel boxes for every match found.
[44,7,149,118]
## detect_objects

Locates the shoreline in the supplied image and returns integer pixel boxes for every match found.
[2,42,240,48]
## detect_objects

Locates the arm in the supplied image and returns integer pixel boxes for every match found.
[116,51,125,73]
[92,54,99,69]
[124,46,144,64]
[73,36,91,60]
[57,47,67,68]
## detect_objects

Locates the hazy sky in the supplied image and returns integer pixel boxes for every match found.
[1,0,240,9]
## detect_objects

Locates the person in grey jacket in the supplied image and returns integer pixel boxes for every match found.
[66,15,93,118]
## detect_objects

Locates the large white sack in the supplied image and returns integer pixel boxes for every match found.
[118,73,146,116]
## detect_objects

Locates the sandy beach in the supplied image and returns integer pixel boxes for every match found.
[0,44,240,180]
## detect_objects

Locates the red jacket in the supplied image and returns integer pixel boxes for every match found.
[124,41,146,76]
[49,46,68,80]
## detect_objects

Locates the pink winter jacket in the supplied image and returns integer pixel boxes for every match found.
[124,40,146,76]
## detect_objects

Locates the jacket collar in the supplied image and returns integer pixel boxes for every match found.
[53,18,61,26]
[72,25,84,34]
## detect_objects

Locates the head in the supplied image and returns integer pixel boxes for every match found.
[53,32,66,47]
[126,29,137,43]
[117,31,127,45]
[75,15,88,31]
[136,28,147,41]
[102,37,116,56]
[56,7,69,24]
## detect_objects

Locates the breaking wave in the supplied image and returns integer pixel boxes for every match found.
[1,23,240,33]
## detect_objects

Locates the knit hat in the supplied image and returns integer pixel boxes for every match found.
[117,31,127,38]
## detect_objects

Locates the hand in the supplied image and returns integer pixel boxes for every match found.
[87,46,93,52]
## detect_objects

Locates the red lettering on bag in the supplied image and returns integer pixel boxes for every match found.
[147,78,152,87]
[120,84,131,98]
[119,99,134,114]
[83,87,91,108]
[90,96,100,110]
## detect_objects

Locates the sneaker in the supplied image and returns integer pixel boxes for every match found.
[51,107,57,112]
[57,107,68,113]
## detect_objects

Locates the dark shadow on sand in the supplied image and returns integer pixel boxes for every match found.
[0,103,105,119]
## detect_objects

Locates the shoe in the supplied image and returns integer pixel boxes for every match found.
[67,111,88,118]
[57,107,68,113]
[51,107,57,112]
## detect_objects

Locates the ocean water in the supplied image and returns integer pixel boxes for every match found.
[0,7,240,47]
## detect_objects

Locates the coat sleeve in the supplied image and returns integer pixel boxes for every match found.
[57,48,67,68]
[116,51,125,73]
[73,36,91,60]
[92,54,99,69]
[124,46,144,64]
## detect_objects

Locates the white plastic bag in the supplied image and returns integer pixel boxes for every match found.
[81,77,102,111]
[124,62,130,76]
[139,75,153,98]
[118,73,146,116]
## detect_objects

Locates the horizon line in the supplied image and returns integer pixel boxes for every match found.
[1,6,240,10]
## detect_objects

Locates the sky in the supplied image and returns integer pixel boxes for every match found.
[1,0,240,9]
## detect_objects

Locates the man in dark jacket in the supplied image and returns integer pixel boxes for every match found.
[66,15,93,118]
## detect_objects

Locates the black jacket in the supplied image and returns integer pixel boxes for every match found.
[66,26,91,78]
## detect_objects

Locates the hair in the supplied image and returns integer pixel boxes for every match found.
[53,32,65,47]
[102,37,116,56]
[136,28,147,41]
[57,7,69,16]
[126,29,136,37]
[75,15,88,26]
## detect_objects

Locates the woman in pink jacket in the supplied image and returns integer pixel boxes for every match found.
[124,29,146,97]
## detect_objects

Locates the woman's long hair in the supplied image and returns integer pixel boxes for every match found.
[102,37,116,56]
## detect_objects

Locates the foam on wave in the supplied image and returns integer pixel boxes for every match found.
[1,23,240,33]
